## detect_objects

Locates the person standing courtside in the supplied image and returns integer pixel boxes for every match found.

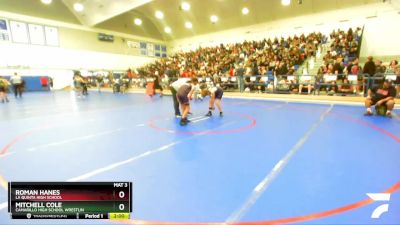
[236,63,246,92]
[363,56,376,96]
[9,72,23,98]
[153,71,163,97]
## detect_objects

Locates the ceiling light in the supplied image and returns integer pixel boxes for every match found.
[155,10,164,19]
[41,0,52,5]
[73,3,84,12]
[134,18,142,26]
[181,2,191,11]
[164,27,172,33]
[281,0,291,6]
[242,7,249,15]
[185,21,192,29]
[210,15,219,23]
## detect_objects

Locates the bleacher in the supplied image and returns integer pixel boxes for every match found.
[135,27,397,97]
[138,32,325,82]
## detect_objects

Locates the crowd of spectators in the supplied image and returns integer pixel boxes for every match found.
[138,32,326,80]
[323,27,362,66]
[267,28,363,95]
[307,56,400,97]
[245,26,395,96]
[134,29,380,95]
[87,27,399,98]
[291,27,371,95]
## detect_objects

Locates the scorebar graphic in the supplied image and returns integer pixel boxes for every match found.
[8,182,132,220]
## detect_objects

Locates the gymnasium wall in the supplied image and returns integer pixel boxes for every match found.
[170,2,400,61]
[0,11,167,89]
[359,9,400,60]
[0,11,165,70]
[0,42,156,71]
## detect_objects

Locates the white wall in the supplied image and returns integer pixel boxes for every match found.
[0,41,156,89]
[0,11,161,88]
[0,42,155,70]
[0,10,162,45]
[0,68,73,90]
[0,10,164,69]
[360,10,400,57]
[170,2,400,59]
[0,43,156,89]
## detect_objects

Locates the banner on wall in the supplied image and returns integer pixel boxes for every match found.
[10,20,29,44]
[127,40,139,49]
[126,40,167,57]
[44,26,59,46]
[147,43,154,57]
[28,24,45,45]
[0,19,10,42]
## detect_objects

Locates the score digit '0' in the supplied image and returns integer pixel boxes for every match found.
[119,191,125,199]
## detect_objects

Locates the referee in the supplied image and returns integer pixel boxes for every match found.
[170,77,190,117]
[9,73,23,98]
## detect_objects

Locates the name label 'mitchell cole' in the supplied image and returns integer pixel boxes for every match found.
[8,182,132,220]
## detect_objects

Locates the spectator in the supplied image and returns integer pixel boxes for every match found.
[374,60,386,88]
[9,72,23,98]
[364,80,396,118]
[256,67,268,93]
[236,63,246,93]
[339,78,353,95]
[345,58,361,75]
[298,74,313,95]
[181,70,189,78]
[96,74,103,92]
[363,56,376,95]
[324,69,338,95]
[344,58,362,94]
[349,39,358,56]
[49,77,54,90]
[352,59,363,94]
[127,68,133,85]
[332,57,344,80]
[107,71,114,88]
[386,60,398,74]
[375,60,386,74]
[317,65,327,75]
[363,56,376,76]
[314,72,324,95]
[40,76,49,90]
[393,64,400,98]
[228,67,234,77]
[275,61,288,80]
[73,72,84,98]
[82,76,89,96]
[251,60,259,75]
[153,71,163,97]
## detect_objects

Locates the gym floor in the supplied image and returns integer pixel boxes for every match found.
[0,91,399,225]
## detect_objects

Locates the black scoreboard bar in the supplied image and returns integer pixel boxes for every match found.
[8,182,132,220]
